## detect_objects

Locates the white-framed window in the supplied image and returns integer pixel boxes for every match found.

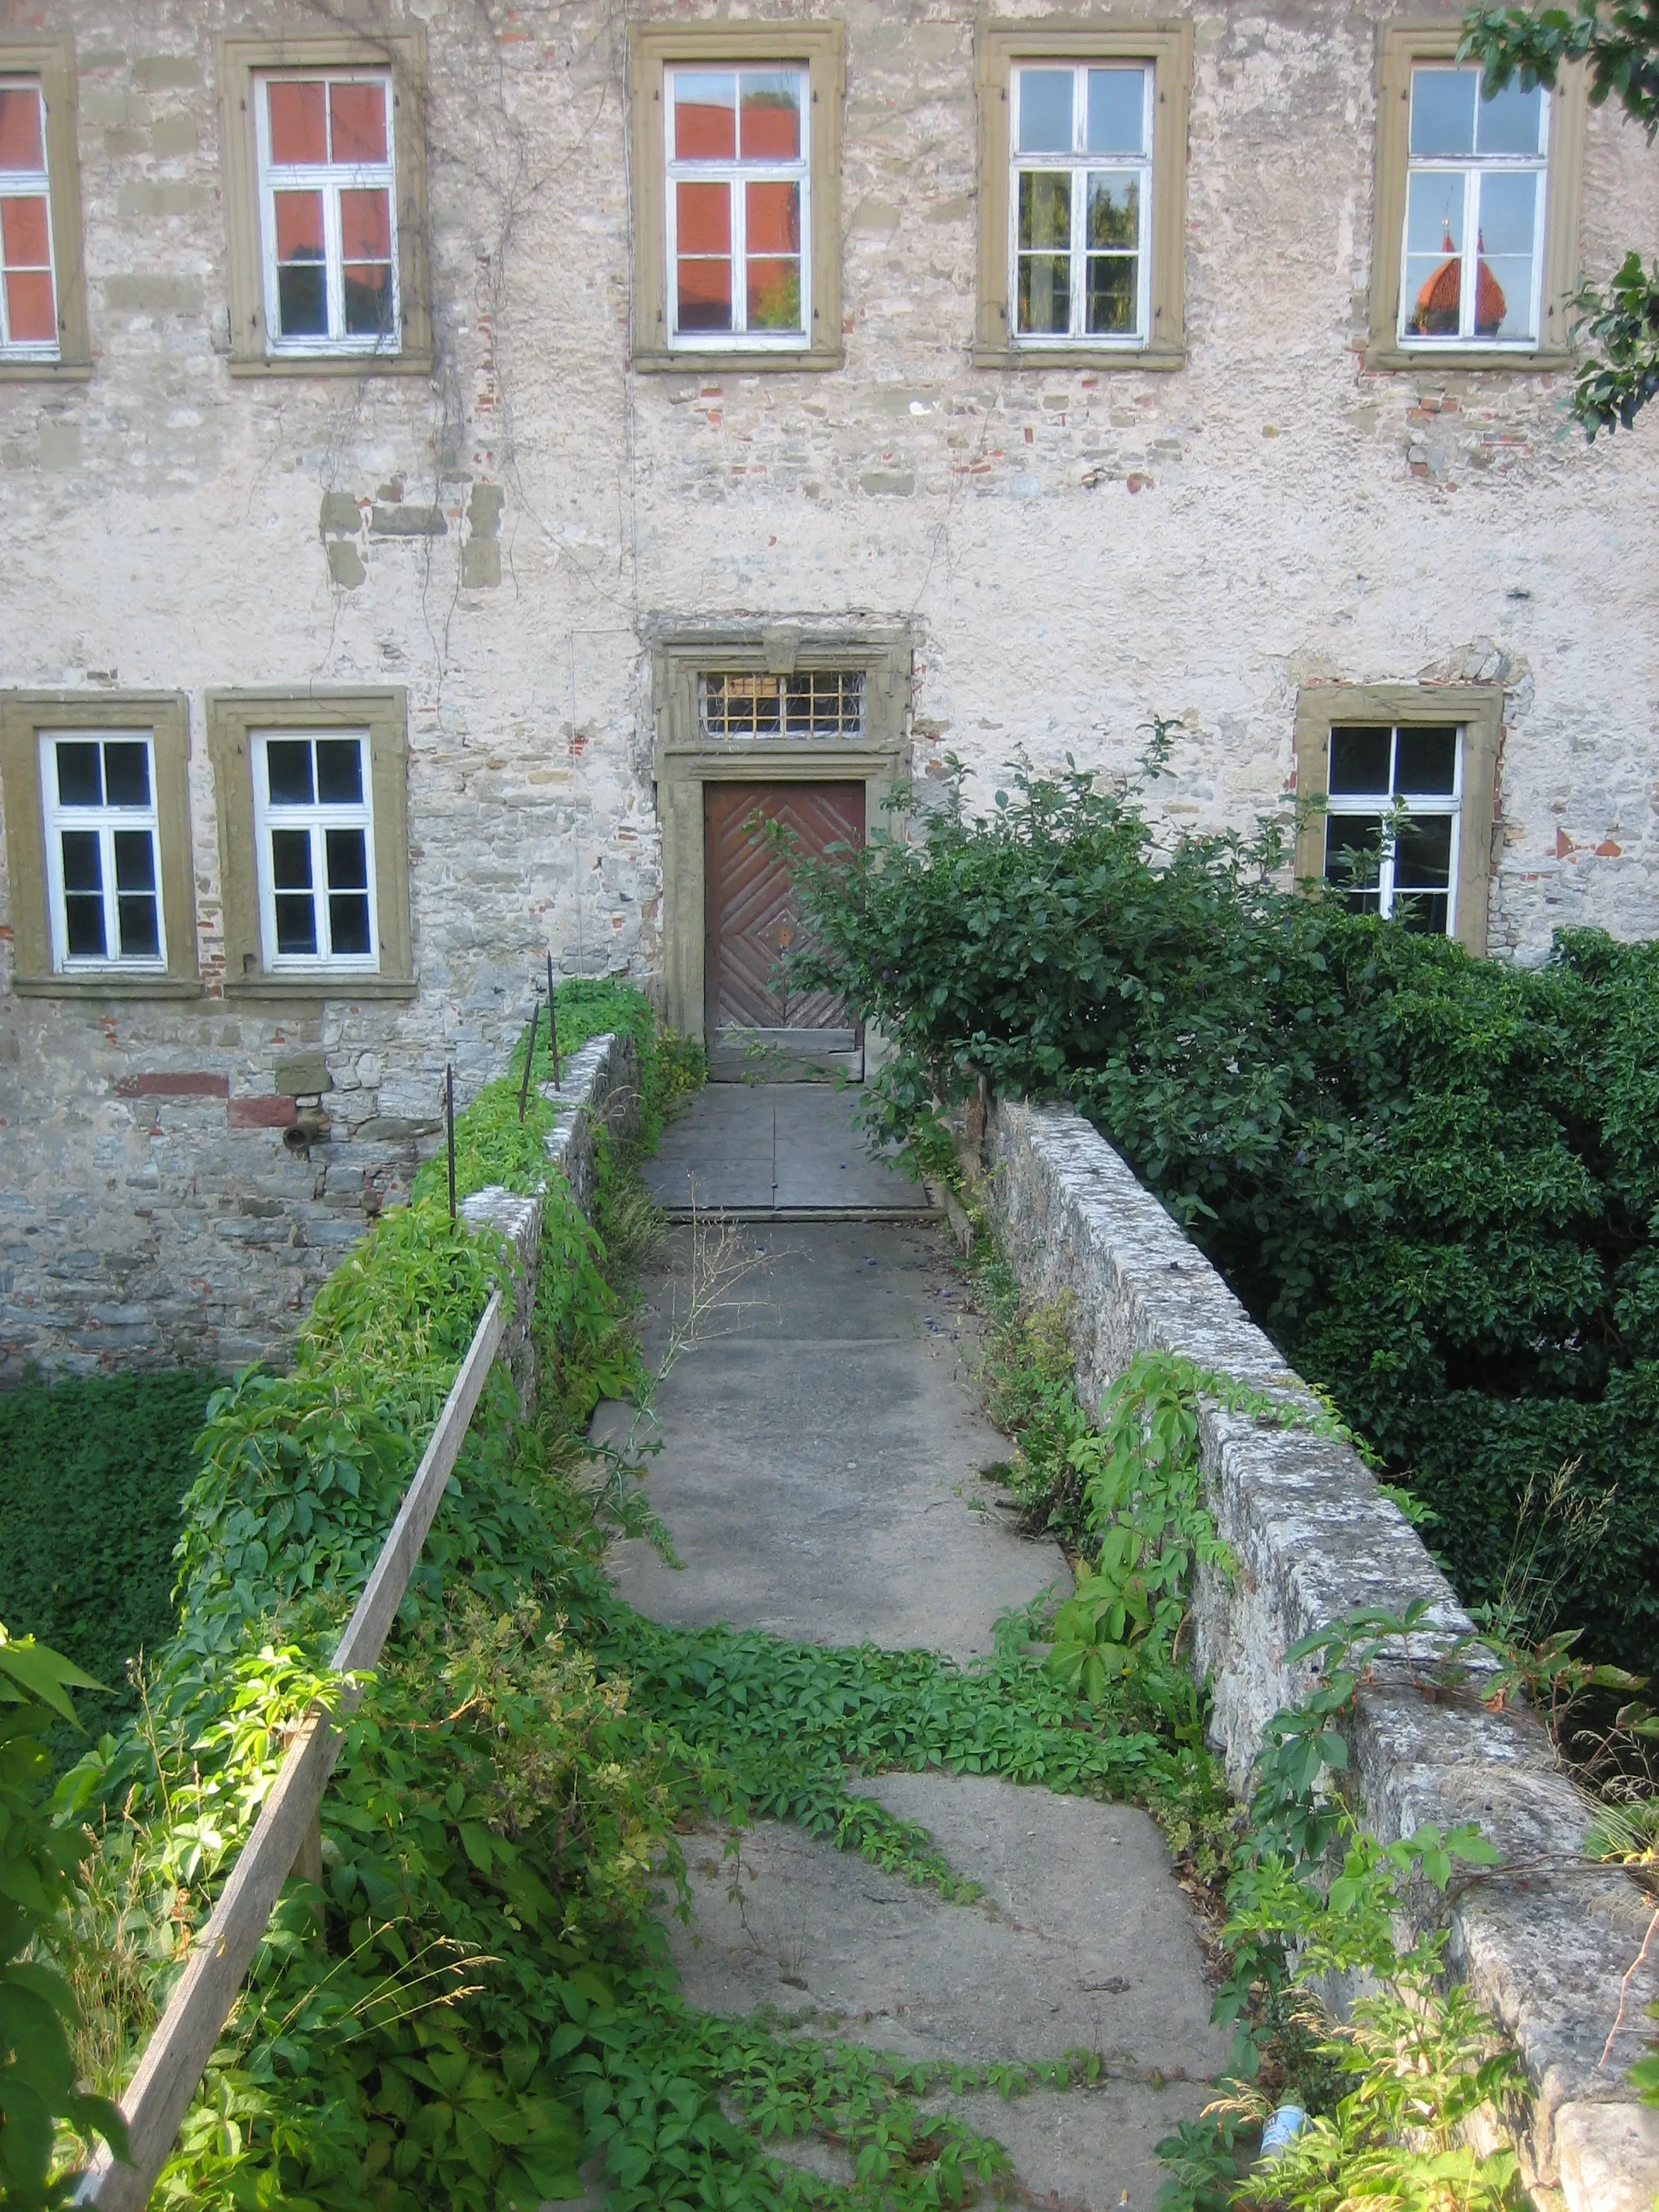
[1010,61,1152,346]
[251,731,378,969]
[39,732,166,970]
[0,78,57,359]
[1400,66,1549,347]
[253,70,399,355]
[1323,724,1462,936]
[699,670,865,740]
[666,65,809,349]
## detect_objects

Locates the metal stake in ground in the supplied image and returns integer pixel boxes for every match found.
[546,950,561,1086]
[518,995,540,1124]
[445,1063,457,1221]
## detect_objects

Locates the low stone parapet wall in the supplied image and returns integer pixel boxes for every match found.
[457,1028,635,1407]
[980,1097,1659,2212]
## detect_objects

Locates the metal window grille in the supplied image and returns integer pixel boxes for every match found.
[699,671,865,740]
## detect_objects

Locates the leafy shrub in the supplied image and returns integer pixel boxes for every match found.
[783,754,1659,1678]
[0,1368,214,1748]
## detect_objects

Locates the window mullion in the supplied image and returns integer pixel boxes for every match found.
[1071,165,1085,339]
[1462,168,1479,341]
[323,185,344,343]
[313,820,329,958]
[730,171,746,335]
[100,820,119,960]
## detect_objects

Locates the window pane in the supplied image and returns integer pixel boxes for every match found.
[55,741,102,807]
[103,742,151,807]
[266,741,315,806]
[276,263,326,336]
[1476,172,1539,339]
[1,194,49,265]
[60,827,102,892]
[1018,71,1075,154]
[61,831,105,957]
[113,829,155,892]
[1086,253,1137,335]
[117,894,160,958]
[267,80,327,165]
[1325,817,1385,905]
[1394,890,1450,934]
[1017,169,1071,251]
[329,80,387,165]
[676,183,731,331]
[315,738,364,804]
[1086,172,1138,248]
[341,188,391,261]
[1086,67,1144,154]
[1328,726,1392,794]
[1394,727,1458,795]
[1394,813,1453,888]
[747,256,800,329]
[4,266,55,341]
[740,72,800,160]
[746,182,800,329]
[1476,78,1544,155]
[275,896,318,955]
[1410,67,1476,155]
[271,828,313,889]
[324,826,368,891]
[1018,254,1071,335]
[343,261,393,337]
[678,179,730,253]
[674,73,736,160]
[274,189,324,259]
[678,256,732,331]
[329,894,372,958]
[0,87,44,172]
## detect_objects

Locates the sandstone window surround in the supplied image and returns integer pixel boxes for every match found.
[207,690,414,1000]
[1366,26,1587,373]
[629,22,845,374]
[1292,683,1502,956]
[0,36,89,382]
[975,21,1191,371]
[219,32,432,379]
[650,626,910,1039]
[0,691,197,998]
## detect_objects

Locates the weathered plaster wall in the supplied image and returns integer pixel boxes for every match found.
[3,0,1659,1370]
[981,1095,1659,2212]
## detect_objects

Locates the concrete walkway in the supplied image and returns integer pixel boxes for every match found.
[641,1081,932,1217]
[605,1088,1229,2208]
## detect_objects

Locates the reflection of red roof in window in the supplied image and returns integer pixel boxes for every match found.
[1410,252,1506,337]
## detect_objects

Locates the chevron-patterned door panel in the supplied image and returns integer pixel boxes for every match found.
[704,782,864,1035]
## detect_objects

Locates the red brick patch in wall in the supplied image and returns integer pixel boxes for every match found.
[228,1095,299,1128]
[114,1072,231,1099]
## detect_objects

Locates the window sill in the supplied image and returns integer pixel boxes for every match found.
[226,352,435,381]
[221,973,416,1002]
[11,972,202,999]
[0,357,93,383]
[1363,342,1573,375]
[972,342,1186,373]
[632,346,845,376]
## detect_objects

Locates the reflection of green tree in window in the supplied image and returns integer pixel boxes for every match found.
[748,265,800,329]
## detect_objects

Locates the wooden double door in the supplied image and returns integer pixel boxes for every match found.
[703,781,864,1080]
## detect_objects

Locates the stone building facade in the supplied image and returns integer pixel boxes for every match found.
[1,0,1656,1374]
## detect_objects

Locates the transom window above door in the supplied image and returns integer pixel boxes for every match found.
[251,731,378,969]
[1322,724,1462,936]
[1010,61,1153,345]
[254,72,399,354]
[667,66,809,347]
[1401,66,1549,347]
[699,671,864,741]
[39,731,166,970]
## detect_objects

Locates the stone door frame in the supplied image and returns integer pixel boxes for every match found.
[649,625,911,1047]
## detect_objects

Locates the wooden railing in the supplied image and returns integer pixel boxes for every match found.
[73,1288,508,2211]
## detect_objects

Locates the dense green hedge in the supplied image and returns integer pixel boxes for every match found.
[782,756,1659,1679]
[0,1368,215,1747]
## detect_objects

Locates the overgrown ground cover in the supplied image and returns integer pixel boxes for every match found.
[779,745,1659,1686]
[20,972,1646,2208]
[0,1366,216,1749]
